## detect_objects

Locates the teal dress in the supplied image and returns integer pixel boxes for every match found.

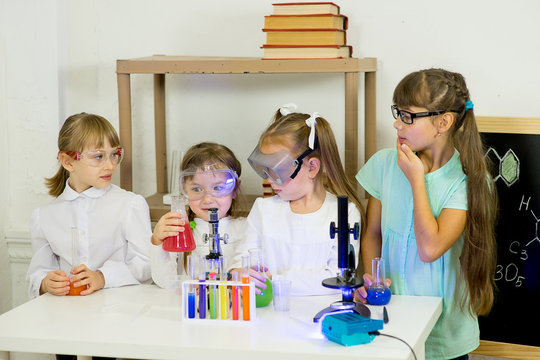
[357,148,478,360]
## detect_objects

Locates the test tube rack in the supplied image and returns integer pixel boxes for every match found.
[181,279,256,321]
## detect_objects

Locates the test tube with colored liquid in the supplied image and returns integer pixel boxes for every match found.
[198,256,206,319]
[232,272,239,320]
[219,256,228,320]
[68,227,86,296]
[187,254,196,318]
[208,259,218,319]
[241,255,250,321]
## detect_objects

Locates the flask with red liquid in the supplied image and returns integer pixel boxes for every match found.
[68,227,87,296]
[162,194,196,252]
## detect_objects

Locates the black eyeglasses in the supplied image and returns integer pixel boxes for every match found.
[391,105,445,124]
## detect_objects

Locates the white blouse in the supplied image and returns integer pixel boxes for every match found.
[27,182,152,299]
[151,216,247,288]
[231,192,361,296]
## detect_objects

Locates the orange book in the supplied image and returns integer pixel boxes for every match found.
[264,14,347,30]
[261,44,352,59]
[272,2,340,15]
[263,28,346,46]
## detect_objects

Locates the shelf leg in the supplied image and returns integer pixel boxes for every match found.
[365,71,377,161]
[117,72,133,191]
[154,74,168,194]
[345,71,359,184]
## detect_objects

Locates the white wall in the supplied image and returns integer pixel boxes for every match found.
[0,0,10,314]
[1,0,540,311]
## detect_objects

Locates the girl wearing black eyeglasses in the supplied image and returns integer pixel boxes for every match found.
[354,69,497,360]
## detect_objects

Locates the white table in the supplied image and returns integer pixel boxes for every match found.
[0,285,441,360]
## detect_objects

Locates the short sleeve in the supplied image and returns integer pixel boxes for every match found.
[356,149,393,201]
[443,177,468,211]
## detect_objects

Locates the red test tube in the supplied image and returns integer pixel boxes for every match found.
[232,272,239,320]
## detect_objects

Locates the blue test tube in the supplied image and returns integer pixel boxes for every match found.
[198,255,206,319]
[187,254,196,318]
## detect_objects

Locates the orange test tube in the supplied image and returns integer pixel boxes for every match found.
[241,255,250,321]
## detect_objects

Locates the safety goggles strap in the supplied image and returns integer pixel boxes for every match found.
[290,148,313,180]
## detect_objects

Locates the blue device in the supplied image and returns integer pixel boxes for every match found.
[321,311,383,346]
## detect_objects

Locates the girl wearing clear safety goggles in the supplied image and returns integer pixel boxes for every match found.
[27,113,151,299]
[150,142,248,289]
[230,104,366,297]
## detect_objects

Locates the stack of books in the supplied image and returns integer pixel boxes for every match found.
[261,2,352,59]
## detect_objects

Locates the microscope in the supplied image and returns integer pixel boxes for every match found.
[203,208,228,260]
[313,196,370,322]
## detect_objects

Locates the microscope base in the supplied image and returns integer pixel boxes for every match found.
[313,301,371,323]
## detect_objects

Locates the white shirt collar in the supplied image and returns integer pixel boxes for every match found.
[59,179,110,201]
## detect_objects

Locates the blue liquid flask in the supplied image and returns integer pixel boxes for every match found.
[366,257,391,306]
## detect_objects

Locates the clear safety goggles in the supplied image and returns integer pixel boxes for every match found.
[247,146,312,185]
[180,168,238,200]
[58,147,124,167]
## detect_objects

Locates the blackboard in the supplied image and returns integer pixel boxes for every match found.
[477,118,540,349]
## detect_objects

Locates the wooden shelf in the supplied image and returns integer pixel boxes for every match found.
[116,56,377,221]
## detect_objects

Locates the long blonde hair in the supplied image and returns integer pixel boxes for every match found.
[45,113,120,197]
[393,68,498,315]
[260,109,366,268]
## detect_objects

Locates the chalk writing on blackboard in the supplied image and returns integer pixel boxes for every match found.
[493,195,539,288]
[485,147,520,187]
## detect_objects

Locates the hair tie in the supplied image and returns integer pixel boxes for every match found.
[465,100,474,111]
[279,103,298,116]
[305,112,320,149]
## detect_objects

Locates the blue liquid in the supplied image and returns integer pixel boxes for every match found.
[366,287,391,305]
[188,292,196,318]
[199,283,206,319]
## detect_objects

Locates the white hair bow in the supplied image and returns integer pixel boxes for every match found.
[279,103,298,116]
[305,112,320,149]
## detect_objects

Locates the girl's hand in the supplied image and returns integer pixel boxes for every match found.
[354,273,391,303]
[70,264,105,296]
[229,268,273,294]
[396,137,424,185]
[151,211,187,246]
[41,270,70,296]
[249,268,272,295]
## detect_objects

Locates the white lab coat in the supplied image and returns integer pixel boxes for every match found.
[231,192,361,296]
[27,182,152,299]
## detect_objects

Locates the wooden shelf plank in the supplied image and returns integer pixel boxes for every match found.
[117,56,377,75]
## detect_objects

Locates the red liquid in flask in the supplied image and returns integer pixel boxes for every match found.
[162,226,196,252]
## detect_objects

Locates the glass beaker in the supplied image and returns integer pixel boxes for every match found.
[68,227,87,296]
[162,194,196,252]
[249,248,273,308]
[366,257,391,305]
